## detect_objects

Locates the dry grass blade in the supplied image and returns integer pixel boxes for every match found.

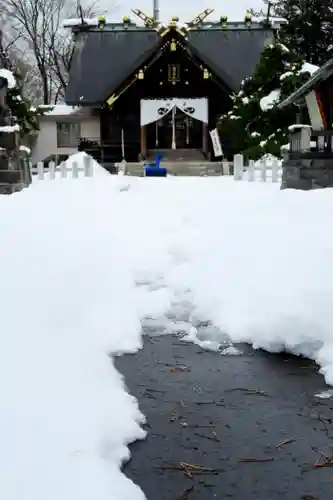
[180,462,214,471]
[276,438,295,449]
[194,432,220,442]
[237,457,275,463]
[313,458,333,468]
[176,486,194,499]
[311,446,333,468]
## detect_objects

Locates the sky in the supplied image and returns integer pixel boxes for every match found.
[103,0,267,23]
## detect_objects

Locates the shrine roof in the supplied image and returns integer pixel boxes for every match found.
[65,23,274,105]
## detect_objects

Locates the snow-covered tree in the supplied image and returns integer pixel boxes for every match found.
[1,68,49,136]
[218,41,314,160]
[7,85,44,136]
[272,0,333,65]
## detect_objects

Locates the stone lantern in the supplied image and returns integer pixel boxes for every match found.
[0,30,31,193]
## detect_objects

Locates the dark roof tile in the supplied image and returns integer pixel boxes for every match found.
[188,29,273,91]
[66,30,159,105]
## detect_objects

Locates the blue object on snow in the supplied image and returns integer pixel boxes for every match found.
[144,153,167,177]
[144,165,167,177]
[146,154,162,168]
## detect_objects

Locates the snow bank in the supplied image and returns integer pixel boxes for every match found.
[176,185,333,385]
[113,177,333,387]
[0,163,146,500]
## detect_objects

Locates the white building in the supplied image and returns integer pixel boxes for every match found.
[31,105,100,165]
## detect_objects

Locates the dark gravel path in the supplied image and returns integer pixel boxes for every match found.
[115,335,333,500]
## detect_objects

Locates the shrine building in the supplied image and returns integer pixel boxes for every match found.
[64,8,277,162]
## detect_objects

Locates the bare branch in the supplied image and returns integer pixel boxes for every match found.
[1,0,113,104]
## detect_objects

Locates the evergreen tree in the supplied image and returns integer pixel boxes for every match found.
[7,83,47,136]
[218,40,313,160]
[272,0,333,66]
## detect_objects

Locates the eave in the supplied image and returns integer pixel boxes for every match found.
[279,59,333,109]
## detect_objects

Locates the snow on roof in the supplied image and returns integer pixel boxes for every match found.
[252,16,287,26]
[62,17,121,27]
[39,104,80,116]
[63,18,99,27]
[0,68,16,89]
[300,62,319,75]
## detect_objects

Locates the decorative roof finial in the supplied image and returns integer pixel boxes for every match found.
[132,8,154,27]
[244,10,253,26]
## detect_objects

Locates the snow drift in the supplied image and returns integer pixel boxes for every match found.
[3,155,333,499]
[0,154,146,500]
[113,177,333,385]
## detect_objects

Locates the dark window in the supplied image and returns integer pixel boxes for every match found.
[56,122,81,147]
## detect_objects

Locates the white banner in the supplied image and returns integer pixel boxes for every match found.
[140,99,173,127]
[140,98,208,126]
[175,98,208,123]
[209,128,223,157]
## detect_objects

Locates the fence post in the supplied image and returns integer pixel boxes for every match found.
[260,159,267,182]
[60,161,67,179]
[49,161,56,180]
[233,154,244,180]
[37,161,44,180]
[72,161,79,178]
[222,160,230,175]
[271,158,279,183]
[248,159,255,182]
[83,155,93,177]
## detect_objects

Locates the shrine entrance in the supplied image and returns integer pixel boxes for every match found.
[140,98,208,158]
[146,108,203,150]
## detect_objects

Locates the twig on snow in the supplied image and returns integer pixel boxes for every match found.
[276,438,295,449]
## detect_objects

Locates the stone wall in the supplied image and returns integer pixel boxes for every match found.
[281,157,333,190]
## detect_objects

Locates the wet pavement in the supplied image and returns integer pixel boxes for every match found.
[115,335,333,500]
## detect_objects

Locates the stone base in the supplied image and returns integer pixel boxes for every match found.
[281,158,333,190]
[121,161,222,177]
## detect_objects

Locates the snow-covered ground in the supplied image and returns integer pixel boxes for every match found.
[1,153,333,499]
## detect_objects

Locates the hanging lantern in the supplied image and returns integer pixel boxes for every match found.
[203,68,210,79]
[98,15,106,29]
[122,15,130,28]
[170,39,177,51]
[220,15,228,28]
[244,11,252,27]
[137,69,144,80]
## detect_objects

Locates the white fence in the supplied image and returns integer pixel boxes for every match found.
[224,154,282,183]
[31,153,282,182]
[31,157,94,180]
